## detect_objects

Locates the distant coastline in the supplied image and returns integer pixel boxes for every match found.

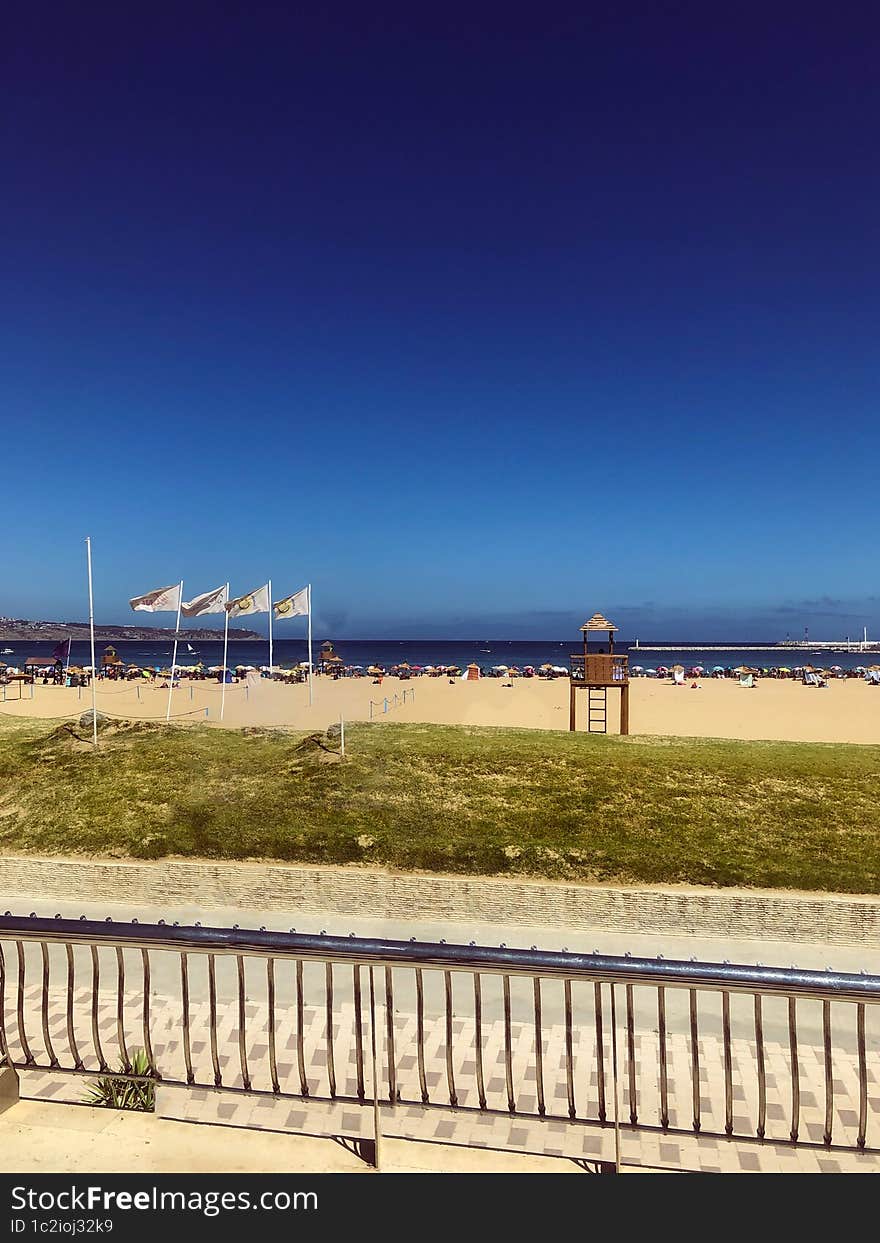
[0,620,261,643]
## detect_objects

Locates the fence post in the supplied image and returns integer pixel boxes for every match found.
[384,698,388,713]
[340,715,345,756]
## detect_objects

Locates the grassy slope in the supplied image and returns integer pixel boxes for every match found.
[0,718,879,892]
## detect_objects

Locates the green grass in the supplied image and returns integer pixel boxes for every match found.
[0,717,879,892]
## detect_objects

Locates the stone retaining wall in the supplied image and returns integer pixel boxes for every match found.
[0,855,877,947]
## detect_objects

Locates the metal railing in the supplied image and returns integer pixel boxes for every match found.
[1,913,878,1163]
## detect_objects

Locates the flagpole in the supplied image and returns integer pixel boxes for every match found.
[220,582,230,722]
[64,636,72,678]
[268,578,273,677]
[308,583,313,706]
[166,580,183,723]
[85,537,98,748]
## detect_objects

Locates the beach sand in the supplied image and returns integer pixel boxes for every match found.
[1,673,878,745]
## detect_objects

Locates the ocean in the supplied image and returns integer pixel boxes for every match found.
[3,639,875,673]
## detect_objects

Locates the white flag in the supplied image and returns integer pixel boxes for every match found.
[225,583,270,617]
[129,583,182,613]
[273,587,309,619]
[181,584,228,618]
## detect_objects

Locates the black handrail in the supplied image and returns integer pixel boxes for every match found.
[2,913,878,1003]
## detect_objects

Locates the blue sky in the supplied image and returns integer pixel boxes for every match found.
[2,4,878,639]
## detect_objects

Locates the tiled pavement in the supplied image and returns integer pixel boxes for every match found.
[3,980,879,1173]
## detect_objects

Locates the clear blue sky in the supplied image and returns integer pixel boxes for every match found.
[3,4,878,639]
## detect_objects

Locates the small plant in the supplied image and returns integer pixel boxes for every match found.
[83,1048,155,1112]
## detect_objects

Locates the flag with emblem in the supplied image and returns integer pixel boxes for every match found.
[272,587,309,619]
[181,584,228,618]
[225,583,270,617]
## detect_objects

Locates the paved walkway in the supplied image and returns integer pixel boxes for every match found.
[4,977,878,1174]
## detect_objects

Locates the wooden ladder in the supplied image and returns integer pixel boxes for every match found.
[587,686,607,733]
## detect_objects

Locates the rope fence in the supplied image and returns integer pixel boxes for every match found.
[368,687,415,719]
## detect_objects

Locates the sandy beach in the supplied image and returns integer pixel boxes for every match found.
[1,673,878,745]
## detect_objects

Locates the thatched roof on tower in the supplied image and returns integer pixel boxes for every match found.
[580,613,618,633]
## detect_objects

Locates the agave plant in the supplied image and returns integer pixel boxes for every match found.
[83,1047,155,1112]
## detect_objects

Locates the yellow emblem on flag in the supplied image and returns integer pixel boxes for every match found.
[275,599,292,616]
[237,595,252,612]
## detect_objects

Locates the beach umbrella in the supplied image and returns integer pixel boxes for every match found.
[830,665,842,671]
[712,665,725,672]
[691,665,705,673]
[631,665,644,672]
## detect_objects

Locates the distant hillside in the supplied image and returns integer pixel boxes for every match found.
[0,619,261,642]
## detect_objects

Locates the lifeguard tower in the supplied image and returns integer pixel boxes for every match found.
[569,613,630,734]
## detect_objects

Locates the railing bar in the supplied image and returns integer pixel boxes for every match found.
[689,988,700,1133]
[474,973,486,1110]
[754,993,766,1139]
[140,948,156,1078]
[822,999,833,1146]
[564,978,575,1119]
[384,966,396,1104]
[180,953,194,1085]
[296,959,309,1097]
[115,947,129,1072]
[658,986,668,1129]
[208,954,220,1086]
[16,942,34,1066]
[415,967,428,1103]
[267,958,279,1094]
[857,1004,867,1149]
[788,996,800,1142]
[594,981,606,1123]
[722,990,733,1136]
[41,943,59,1069]
[0,942,10,1065]
[236,954,251,1091]
[625,982,636,1124]
[533,976,545,1116]
[353,964,365,1102]
[325,963,336,1098]
[502,974,515,1113]
[444,970,457,1106]
[64,945,82,1070]
[7,918,880,1000]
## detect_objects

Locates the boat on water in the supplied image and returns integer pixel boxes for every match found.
[1,648,13,655]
